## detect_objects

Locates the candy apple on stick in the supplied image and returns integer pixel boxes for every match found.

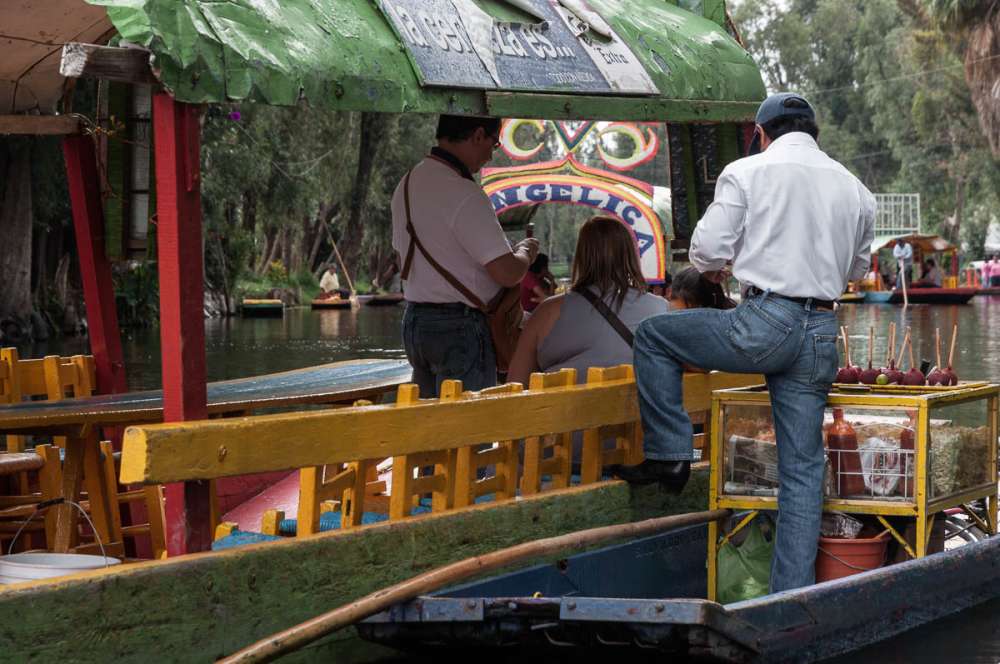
[901,327,925,385]
[836,326,860,383]
[943,323,959,386]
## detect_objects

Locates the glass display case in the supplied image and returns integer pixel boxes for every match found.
[706,382,999,600]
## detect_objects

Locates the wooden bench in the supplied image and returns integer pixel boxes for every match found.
[125,366,763,548]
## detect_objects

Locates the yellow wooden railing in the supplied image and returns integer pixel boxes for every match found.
[122,367,762,538]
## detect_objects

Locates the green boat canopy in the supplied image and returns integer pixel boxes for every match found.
[88,0,765,122]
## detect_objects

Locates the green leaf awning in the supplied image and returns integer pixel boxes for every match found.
[88,0,766,122]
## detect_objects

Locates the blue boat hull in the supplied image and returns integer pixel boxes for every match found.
[863,288,977,304]
[360,523,1000,663]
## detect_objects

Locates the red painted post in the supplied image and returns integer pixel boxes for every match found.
[153,93,212,555]
[62,136,128,396]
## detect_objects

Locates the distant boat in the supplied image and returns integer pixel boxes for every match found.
[365,293,404,307]
[863,288,977,305]
[311,296,352,310]
[838,292,865,304]
[862,234,976,304]
[240,298,284,317]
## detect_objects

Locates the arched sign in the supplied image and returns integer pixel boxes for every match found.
[483,172,667,282]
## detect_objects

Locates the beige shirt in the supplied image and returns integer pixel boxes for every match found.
[319,270,341,293]
[391,158,511,306]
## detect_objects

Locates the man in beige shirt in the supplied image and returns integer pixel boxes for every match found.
[391,115,538,397]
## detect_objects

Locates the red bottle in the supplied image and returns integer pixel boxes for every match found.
[899,412,916,499]
[827,408,865,497]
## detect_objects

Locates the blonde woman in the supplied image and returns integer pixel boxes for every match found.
[508,216,667,386]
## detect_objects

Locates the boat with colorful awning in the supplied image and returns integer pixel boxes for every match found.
[861,234,976,304]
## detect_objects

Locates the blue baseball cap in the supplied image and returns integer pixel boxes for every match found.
[755,92,815,126]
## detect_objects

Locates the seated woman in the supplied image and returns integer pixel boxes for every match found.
[508,216,667,386]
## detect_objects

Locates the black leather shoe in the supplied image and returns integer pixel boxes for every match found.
[608,460,691,494]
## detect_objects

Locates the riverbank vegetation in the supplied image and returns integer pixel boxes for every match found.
[0,0,996,343]
[734,0,1000,255]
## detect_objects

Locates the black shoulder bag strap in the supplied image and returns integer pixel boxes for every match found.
[575,287,635,348]
[400,171,488,310]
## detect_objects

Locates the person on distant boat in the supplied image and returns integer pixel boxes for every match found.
[893,240,913,287]
[912,258,943,288]
[319,264,350,299]
[520,253,555,319]
[508,217,668,386]
[613,92,875,595]
[391,114,539,397]
[988,255,1000,287]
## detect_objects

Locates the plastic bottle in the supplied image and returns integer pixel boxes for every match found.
[826,408,865,497]
[899,411,916,499]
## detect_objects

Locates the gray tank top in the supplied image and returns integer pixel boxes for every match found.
[537,287,668,382]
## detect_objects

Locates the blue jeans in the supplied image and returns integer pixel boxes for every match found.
[402,302,497,398]
[633,291,839,592]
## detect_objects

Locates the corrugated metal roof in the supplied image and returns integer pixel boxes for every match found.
[86,0,765,120]
[0,1,114,113]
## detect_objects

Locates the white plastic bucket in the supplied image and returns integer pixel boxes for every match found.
[0,553,120,585]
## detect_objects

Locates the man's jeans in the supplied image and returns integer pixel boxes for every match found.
[633,291,839,593]
[402,302,497,398]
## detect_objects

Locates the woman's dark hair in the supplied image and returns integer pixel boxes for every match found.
[669,266,735,310]
[571,216,646,310]
[436,115,502,142]
[529,253,549,273]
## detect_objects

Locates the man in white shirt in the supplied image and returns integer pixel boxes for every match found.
[319,265,348,299]
[391,115,539,397]
[893,241,913,287]
[614,93,875,593]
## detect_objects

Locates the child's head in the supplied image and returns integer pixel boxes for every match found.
[668,266,735,310]
[529,253,550,274]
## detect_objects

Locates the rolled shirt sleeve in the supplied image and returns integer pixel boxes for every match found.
[689,170,748,273]
[849,187,877,282]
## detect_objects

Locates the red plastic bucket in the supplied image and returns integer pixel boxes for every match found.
[815,531,890,582]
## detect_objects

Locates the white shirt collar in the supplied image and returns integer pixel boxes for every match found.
[769,132,819,150]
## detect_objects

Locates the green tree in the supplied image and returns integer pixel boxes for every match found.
[733,0,998,254]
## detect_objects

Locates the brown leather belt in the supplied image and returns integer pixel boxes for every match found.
[745,286,835,310]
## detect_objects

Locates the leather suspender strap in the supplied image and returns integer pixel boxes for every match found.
[400,172,417,281]
[575,287,635,348]
[400,171,488,311]
[429,147,475,181]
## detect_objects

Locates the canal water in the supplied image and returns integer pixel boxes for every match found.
[17,298,1000,392]
[13,298,1000,661]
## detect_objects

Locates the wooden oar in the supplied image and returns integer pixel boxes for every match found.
[218,508,731,664]
[948,323,958,369]
[899,259,909,310]
[936,327,942,370]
